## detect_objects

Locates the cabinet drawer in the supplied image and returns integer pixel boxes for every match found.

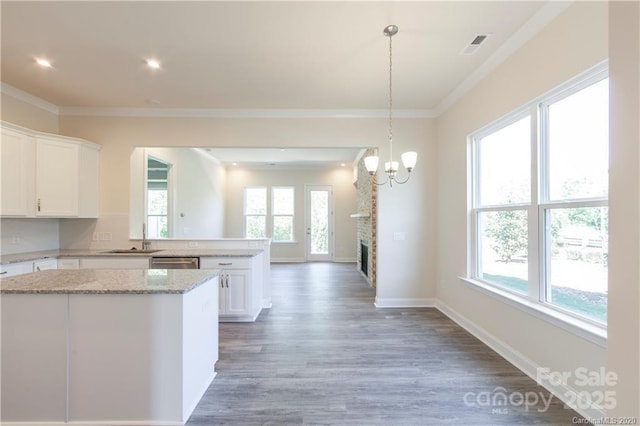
[201,257,252,270]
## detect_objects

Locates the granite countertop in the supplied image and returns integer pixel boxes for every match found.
[0,269,221,294]
[0,248,263,265]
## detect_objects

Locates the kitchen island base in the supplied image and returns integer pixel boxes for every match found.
[1,271,219,425]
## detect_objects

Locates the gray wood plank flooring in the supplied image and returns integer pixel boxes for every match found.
[187,262,584,425]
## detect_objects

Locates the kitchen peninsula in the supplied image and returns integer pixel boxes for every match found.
[1,268,220,425]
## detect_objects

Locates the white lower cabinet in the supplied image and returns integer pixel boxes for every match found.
[1,258,58,278]
[34,258,58,272]
[220,269,250,318]
[0,261,34,278]
[200,255,263,322]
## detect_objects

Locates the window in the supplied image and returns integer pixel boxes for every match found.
[147,157,170,238]
[244,187,267,238]
[470,65,609,326]
[272,187,294,242]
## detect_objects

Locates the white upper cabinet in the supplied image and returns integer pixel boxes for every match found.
[1,127,35,216]
[36,136,79,217]
[1,122,100,218]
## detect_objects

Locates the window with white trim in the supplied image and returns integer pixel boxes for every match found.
[147,157,170,238]
[272,187,295,242]
[470,65,609,325]
[244,187,266,238]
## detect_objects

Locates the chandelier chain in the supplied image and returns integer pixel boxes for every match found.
[388,29,393,161]
[363,24,415,187]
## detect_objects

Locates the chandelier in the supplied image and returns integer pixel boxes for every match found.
[364,25,417,187]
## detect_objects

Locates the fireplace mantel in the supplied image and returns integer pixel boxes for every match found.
[350,212,370,218]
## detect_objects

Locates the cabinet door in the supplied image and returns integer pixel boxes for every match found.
[1,128,35,216]
[36,137,79,217]
[224,270,250,317]
[0,261,34,278]
[34,258,58,272]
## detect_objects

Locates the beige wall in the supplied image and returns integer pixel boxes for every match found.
[57,114,436,299]
[607,1,640,418]
[225,166,357,262]
[1,93,58,133]
[436,0,609,415]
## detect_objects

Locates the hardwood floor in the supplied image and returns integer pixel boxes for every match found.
[187,262,584,425]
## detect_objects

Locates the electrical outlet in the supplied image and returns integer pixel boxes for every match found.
[92,232,100,241]
[10,235,20,244]
[249,241,259,248]
[393,232,406,241]
[188,241,199,248]
[103,232,112,241]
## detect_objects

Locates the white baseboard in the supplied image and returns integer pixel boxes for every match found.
[433,300,606,420]
[333,257,357,263]
[270,258,306,263]
[374,297,437,308]
[271,258,356,263]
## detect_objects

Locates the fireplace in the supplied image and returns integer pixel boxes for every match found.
[360,240,368,277]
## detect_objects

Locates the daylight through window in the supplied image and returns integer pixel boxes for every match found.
[470,65,609,325]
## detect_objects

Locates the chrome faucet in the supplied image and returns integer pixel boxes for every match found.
[142,223,151,250]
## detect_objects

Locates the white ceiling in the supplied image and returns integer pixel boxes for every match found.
[0,1,565,165]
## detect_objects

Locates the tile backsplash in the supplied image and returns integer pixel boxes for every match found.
[0,218,60,255]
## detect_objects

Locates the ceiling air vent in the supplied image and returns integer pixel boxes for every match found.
[461,34,490,55]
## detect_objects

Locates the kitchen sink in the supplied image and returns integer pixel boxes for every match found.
[101,249,163,254]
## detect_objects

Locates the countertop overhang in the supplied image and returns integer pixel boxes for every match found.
[0,269,221,294]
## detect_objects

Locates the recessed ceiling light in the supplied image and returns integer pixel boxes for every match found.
[35,58,52,68]
[146,59,161,69]
[232,162,238,166]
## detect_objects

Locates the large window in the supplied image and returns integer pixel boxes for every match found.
[244,186,296,241]
[470,65,609,326]
[272,187,294,242]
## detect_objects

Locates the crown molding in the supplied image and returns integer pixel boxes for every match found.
[0,82,435,119]
[1,83,59,115]
[434,1,573,115]
[58,106,436,119]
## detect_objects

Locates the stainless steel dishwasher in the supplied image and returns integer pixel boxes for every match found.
[149,257,200,269]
